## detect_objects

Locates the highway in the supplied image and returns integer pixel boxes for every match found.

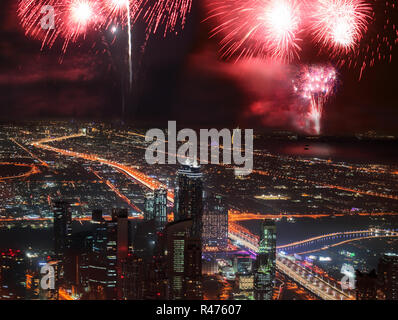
[0,162,40,181]
[277,229,398,254]
[276,255,354,300]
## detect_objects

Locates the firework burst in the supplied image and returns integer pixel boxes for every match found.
[293,65,337,134]
[205,0,303,62]
[309,0,373,54]
[18,0,105,52]
[62,0,104,43]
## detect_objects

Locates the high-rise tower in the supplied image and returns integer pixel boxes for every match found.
[174,162,203,237]
[154,188,168,231]
[202,193,228,251]
[53,201,72,260]
[144,192,155,221]
[254,219,276,300]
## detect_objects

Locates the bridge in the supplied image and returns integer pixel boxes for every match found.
[277,229,398,255]
[228,222,259,252]
[228,225,356,300]
[227,224,398,300]
[228,210,398,221]
[276,254,353,300]
[227,223,398,256]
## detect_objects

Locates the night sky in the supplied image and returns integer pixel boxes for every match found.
[0,0,397,135]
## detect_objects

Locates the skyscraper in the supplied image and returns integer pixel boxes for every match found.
[144,192,155,221]
[174,162,203,237]
[80,213,116,299]
[53,200,73,288]
[81,208,131,299]
[202,193,228,251]
[378,253,398,300]
[111,208,130,264]
[184,237,202,300]
[154,188,168,232]
[254,219,276,300]
[53,201,72,260]
[109,208,130,299]
[160,219,202,300]
[120,254,146,300]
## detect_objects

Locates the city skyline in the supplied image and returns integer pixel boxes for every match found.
[0,121,397,301]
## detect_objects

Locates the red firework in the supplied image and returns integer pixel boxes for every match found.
[103,0,143,27]
[205,0,303,62]
[18,0,105,52]
[62,0,104,39]
[337,0,398,78]
[141,0,193,37]
[309,0,373,54]
[293,65,337,134]
[18,0,61,49]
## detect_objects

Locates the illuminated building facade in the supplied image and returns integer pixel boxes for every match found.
[154,188,168,232]
[161,219,202,300]
[236,274,254,300]
[0,249,25,300]
[25,270,40,299]
[174,163,203,237]
[234,254,253,275]
[53,201,72,260]
[254,220,276,300]
[80,208,130,299]
[144,192,155,221]
[202,193,228,251]
[378,253,398,300]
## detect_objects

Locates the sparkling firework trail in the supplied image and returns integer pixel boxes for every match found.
[103,0,135,90]
[126,3,133,91]
[18,0,61,50]
[307,0,397,78]
[346,0,398,78]
[293,65,337,134]
[142,0,193,37]
[205,0,303,62]
[309,0,373,54]
[18,0,105,52]
[18,0,139,89]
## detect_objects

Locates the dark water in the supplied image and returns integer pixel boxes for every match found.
[241,215,398,246]
[261,139,398,165]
